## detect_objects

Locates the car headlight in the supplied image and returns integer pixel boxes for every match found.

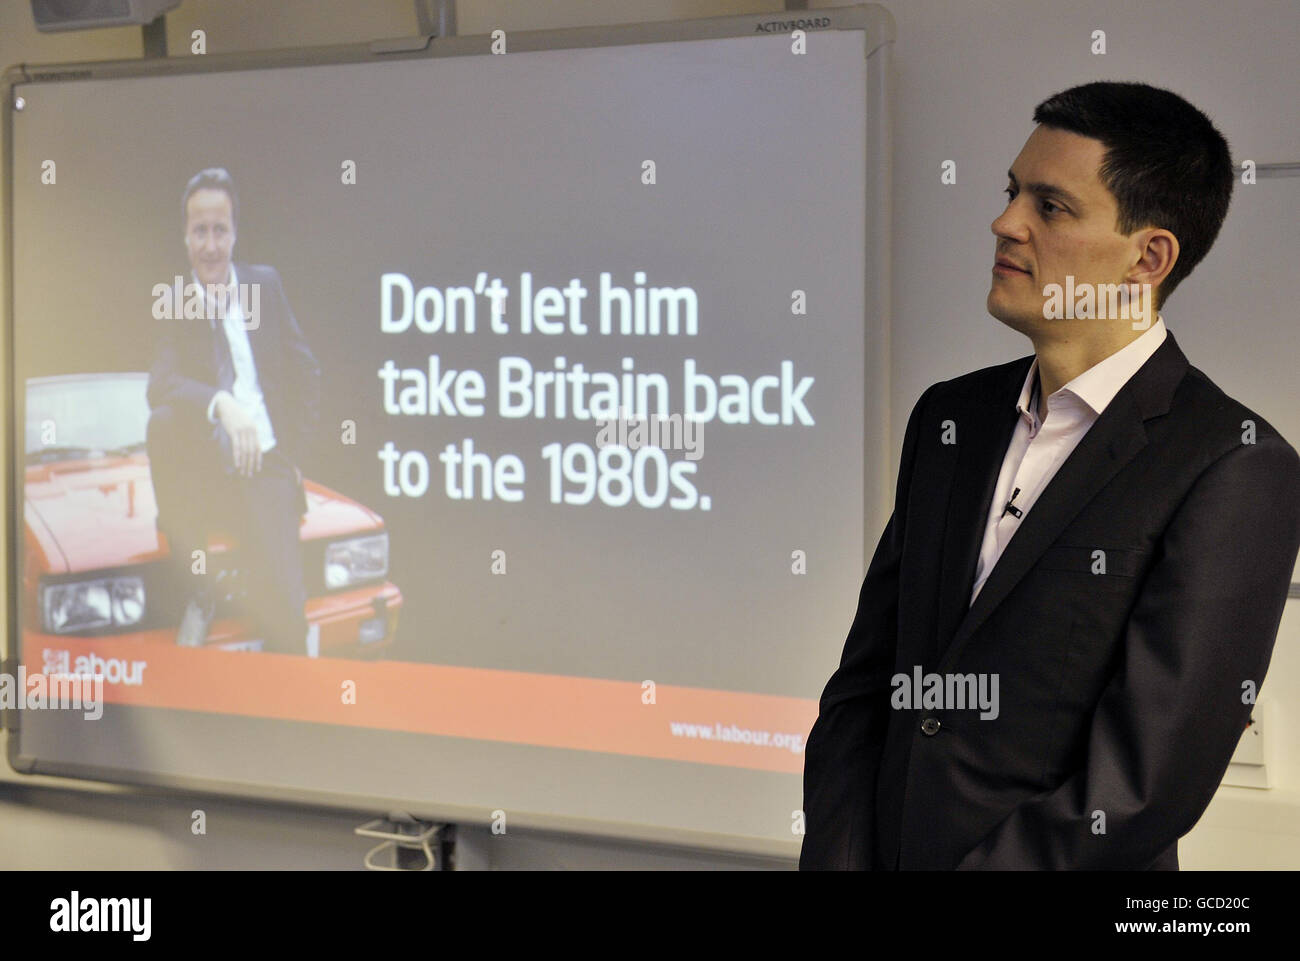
[324,533,388,590]
[43,576,146,634]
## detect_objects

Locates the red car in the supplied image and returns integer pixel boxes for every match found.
[23,372,401,657]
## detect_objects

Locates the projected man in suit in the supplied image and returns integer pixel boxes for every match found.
[146,167,322,656]
[800,82,1300,869]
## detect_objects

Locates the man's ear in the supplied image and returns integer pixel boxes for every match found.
[1126,228,1179,291]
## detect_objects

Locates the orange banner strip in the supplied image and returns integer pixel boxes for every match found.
[25,638,815,773]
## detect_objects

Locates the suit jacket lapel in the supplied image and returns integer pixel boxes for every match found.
[209,310,235,392]
[934,331,1190,671]
[931,358,1027,666]
[205,262,247,393]
[236,263,266,368]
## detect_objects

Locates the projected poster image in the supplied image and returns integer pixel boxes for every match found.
[10,32,869,816]
[26,168,402,666]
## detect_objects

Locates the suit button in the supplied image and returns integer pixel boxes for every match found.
[921,717,941,736]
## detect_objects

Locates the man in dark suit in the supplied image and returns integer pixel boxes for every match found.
[146,167,322,656]
[800,82,1300,869]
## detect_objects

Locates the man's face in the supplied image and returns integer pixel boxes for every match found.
[184,187,235,288]
[987,125,1145,339]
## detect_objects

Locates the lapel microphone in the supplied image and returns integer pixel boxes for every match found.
[1000,370,1038,521]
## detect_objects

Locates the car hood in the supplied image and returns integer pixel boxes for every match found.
[25,455,385,575]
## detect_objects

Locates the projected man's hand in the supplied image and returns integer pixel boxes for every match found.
[215,394,262,476]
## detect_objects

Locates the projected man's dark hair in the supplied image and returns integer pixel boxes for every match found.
[181,167,239,229]
[1032,81,1234,309]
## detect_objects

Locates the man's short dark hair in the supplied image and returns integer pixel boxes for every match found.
[181,167,238,230]
[1032,81,1233,309]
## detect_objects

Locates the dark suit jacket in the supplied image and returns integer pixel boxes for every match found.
[799,331,1300,870]
[146,262,321,477]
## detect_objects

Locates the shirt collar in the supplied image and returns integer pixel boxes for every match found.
[1016,315,1168,421]
[190,264,239,322]
[190,263,235,289]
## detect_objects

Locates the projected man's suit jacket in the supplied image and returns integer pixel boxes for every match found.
[800,331,1300,870]
[146,262,321,524]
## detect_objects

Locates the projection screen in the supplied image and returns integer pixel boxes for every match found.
[3,4,894,856]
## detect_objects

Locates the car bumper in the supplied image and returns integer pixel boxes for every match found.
[25,582,403,658]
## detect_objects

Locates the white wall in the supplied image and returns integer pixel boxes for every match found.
[2,0,1296,868]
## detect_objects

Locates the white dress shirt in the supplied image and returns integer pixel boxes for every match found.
[968,317,1168,606]
[201,264,278,454]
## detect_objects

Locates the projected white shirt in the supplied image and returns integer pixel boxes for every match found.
[969,316,1168,606]
[201,264,277,454]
